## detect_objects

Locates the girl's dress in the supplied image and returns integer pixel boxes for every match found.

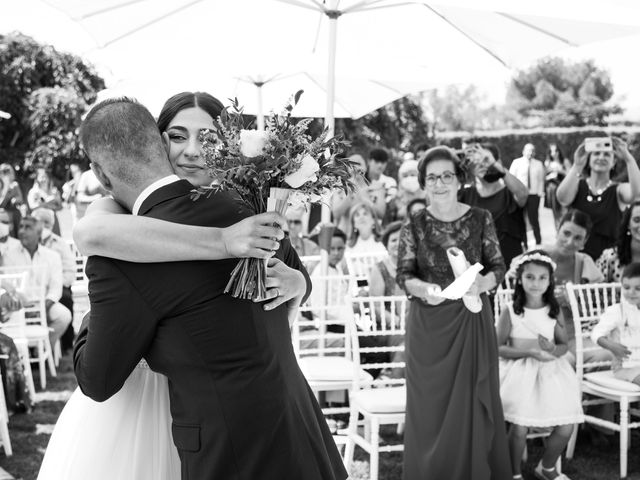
[499,303,584,427]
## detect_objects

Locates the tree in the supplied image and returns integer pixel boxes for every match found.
[0,32,105,182]
[507,57,622,127]
[335,94,431,155]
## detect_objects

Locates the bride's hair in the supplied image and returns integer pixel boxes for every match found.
[157,92,224,133]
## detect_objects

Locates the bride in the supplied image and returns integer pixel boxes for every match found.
[38,92,308,480]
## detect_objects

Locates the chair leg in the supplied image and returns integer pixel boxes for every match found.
[53,340,61,367]
[45,340,57,377]
[620,399,629,479]
[344,405,359,471]
[565,424,577,459]
[38,341,46,390]
[396,422,405,435]
[370,418,380,480]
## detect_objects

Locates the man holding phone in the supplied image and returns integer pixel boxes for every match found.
[509,143,546,247]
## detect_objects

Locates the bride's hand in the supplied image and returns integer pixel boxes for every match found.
[258,258,306,310]
[222,212,286,259]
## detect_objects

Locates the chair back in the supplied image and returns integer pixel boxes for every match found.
[0,272,28,338]
[494,288,514,324]
[351,295,408,388]
[67,240,87,283]
[293,274,354,360]
[344,251,388,292]
[566,282,620,378]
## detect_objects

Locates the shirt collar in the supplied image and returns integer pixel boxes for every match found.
[132,175,181,215]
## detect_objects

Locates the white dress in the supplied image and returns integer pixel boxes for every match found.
[499,303,584,428]
[37,360,180,480]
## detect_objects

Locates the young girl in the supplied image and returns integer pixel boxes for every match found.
[497,250,584,480]
[591,262,640,386]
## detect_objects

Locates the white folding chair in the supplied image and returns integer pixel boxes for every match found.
[0,370,12,456]
[344,252,388,296]
[344,295,407,480]
[566,282,640,479]
[0,272,35,398]
[293,274,370,446]
[67,240,89,330]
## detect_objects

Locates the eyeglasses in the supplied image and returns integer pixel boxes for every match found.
[287,219,302,225]
[424,172,456,187]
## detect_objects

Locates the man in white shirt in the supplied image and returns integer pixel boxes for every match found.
[509,143,545,246]
[32,207,77,351]
[0,208,20,258]
[3,216,72,349]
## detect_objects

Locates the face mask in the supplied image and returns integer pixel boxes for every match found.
[0,223,9,238]
[482,165,506,183]
[400,176,421,193]
[41,227,52,240]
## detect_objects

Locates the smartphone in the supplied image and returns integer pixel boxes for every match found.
[584,137,613,152]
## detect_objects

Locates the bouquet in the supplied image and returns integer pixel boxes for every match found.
[194,90,356,300]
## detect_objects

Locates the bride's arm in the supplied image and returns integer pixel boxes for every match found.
[73,197,284,261]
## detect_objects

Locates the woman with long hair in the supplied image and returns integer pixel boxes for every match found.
[38,92,327,480]
[597,200,640,282]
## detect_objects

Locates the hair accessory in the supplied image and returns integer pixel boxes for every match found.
[510,251,557,274]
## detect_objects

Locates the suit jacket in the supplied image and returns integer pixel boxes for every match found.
[74,180,346,480]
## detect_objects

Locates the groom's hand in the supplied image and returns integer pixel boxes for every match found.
[257,258,306,310]
[222,212,286,259]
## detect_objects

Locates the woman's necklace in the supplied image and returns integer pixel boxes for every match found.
[586,178,612,203]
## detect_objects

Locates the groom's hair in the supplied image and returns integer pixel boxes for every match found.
[80,97,169,187]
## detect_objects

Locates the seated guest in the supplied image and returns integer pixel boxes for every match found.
[331,154,385,232]
[597,200,640,282]
[383,160,424,226]
[369,221,404,297]
[591,262,640,386]
[0,288,32,413]
[0,208,20,257]
[459,142,528,267]
[286,208,320,258]
[345,202,386,255]
[32,208,76,351]
[2,216,72,350]
[366,148,398,204]
[510,210,609,364]
[406,198,427,218]
[0,164,26,237]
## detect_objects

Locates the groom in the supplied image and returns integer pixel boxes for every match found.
[74,98,347,480]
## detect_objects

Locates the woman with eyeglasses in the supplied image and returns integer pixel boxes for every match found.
[556,137,640,260]
[397,146,511,479]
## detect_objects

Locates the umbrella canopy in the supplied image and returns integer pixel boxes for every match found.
[3,0,640,124]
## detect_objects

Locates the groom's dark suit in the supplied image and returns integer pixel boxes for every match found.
[74,179,347,480]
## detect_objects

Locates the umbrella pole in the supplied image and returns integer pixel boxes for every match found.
[320,3,340,279]
[256,82,265,130]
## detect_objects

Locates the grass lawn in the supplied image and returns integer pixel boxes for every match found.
[1,354,638,480]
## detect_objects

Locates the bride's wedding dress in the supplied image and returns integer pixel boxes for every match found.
[37,360,180,480]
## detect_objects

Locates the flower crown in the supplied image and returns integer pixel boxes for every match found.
[510,251,557,275]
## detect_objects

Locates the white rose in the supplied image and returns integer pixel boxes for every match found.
[284,154,320,188]
[239,129,269,158]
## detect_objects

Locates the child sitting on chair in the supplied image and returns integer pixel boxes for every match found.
[591,262,640,386]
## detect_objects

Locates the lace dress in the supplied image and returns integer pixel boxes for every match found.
[397,207,511,480]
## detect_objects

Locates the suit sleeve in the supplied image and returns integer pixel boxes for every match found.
[73,256,159,402]
[278,236,312,305]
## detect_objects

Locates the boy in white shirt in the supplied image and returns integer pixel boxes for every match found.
[591,262,640,385]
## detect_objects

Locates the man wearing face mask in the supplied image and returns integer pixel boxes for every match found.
[32,208,77,352]
[382,159,425,226]
[459,143,529,268]
[0,208,20,257]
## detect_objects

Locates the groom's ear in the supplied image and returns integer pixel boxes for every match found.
[161,132,171,156]
[91,162,112,191]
